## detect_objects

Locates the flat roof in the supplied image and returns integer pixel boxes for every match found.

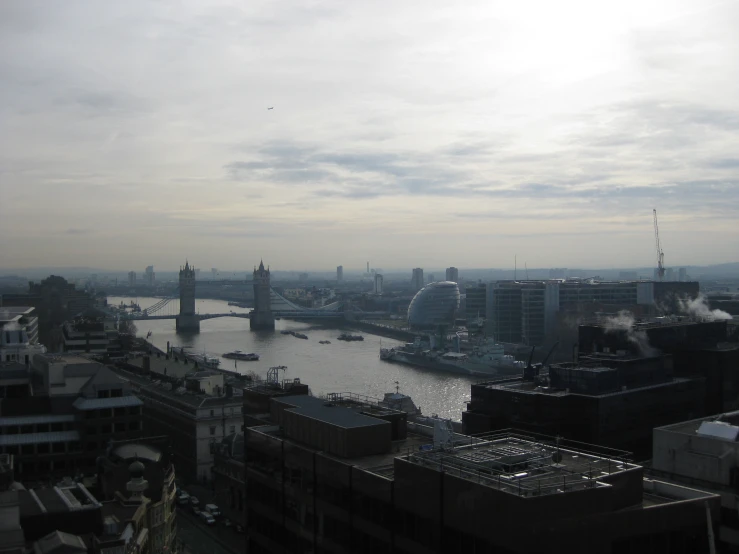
[73,396,143,411]
[0,414,76,427]
[656,411,739,440]
[0,430,80,446]
[277,395,390,429]
[402,432,637,498]
[111,367,242,410]
[0,307,34,321]
[481,376,695,398]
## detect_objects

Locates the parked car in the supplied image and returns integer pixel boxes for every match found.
[189,496,200,508]
[199,511,216,525]
[223,519,233,529]
[192,507,201,517]
[204,503,221,517]
[235,525,244,534]
[176,492,190,505]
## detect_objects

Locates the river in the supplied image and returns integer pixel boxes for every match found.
[108,296,476,421]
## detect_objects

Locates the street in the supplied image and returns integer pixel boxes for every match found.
[176,507,245,554]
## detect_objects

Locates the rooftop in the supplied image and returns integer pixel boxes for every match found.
[656,410,739,441]
[401,431,636,498]
[112,367,243,410]
[477,376,695,398]
[0,307,34,323]
[276,395,393,429]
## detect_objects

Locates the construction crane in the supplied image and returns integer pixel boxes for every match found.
[653,209,665,281]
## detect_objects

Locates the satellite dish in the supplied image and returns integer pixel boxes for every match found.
[552,451,563,463]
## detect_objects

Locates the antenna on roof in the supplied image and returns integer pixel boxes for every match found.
[514,255,517,280]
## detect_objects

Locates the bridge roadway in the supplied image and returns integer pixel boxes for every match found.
[125,311,344,321]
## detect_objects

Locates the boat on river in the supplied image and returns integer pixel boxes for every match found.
[222,350,259,361]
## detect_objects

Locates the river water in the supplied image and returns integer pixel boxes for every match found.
[108,296,476,420]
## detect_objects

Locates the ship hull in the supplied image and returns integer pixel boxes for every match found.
[381,351,520,377]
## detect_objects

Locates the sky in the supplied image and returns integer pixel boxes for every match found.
[1,0,738,272]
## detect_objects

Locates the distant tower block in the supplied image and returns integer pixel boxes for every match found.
[250,260,275,330]
[176,261,200,332]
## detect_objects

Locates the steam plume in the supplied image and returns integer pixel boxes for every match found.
[602,310,660,357]
[678,294,732,321]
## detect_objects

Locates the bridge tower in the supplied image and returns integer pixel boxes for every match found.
[176,261,200,332]
[250,260,275,330]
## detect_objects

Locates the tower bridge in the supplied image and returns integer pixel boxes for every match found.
[125,260,346,328]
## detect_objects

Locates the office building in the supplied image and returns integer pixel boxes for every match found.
[679,267,688,282]
[652,412,739,551]
[428,273,435,283]
[0,354,143,480]
[110,364,244,482]
[61,311,121,355]
[445,267,459,283]
[244,394,718,554]
[408,282,460,330]
[1,276,94,348]
[465,283,487,322]
[0,307,45,364]
[213,433,245,524]
[374,273,383,295]
[462,352,705,457]
[580,317,739,415]
[486,279,700,346]
[143,266,155,286]
[336,265,343,281]
[211,267,218,279]
[411,268,424,291]
[127,271,136,287]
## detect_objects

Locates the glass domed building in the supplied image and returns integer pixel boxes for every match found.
[407,281,460,330]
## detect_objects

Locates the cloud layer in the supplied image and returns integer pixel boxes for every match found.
[1,0,738,270]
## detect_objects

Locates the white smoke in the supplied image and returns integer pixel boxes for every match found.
[602,310,660,357]
[678,294,732,321]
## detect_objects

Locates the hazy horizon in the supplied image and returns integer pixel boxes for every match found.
[2,0,738,270]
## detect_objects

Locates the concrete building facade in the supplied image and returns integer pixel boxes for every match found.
[652,412,739,550]
[411,268,424,291]
[445,267,459,283]
[243,394,719,554]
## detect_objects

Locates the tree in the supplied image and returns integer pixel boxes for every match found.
[118,319,138,350]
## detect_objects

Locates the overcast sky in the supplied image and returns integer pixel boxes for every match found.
[1,0,738,272]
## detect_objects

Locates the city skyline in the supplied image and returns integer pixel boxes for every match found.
[2,0,739,269]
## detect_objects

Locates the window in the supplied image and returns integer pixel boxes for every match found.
[98,390,110,398]
[111,388,123,397]
[114,408,126,417]
[37,443,50,454]
[52,442,65,453]
[129,421,140,431]
[21,425,32,434]
[210,410,214,416]
[101,424,112,434]
[36,424,49,433]
[51,423,63,432]
[86,426,97,435]
[210,426,216,436]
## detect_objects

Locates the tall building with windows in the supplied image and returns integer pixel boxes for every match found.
[373,274,383,295]
[127,271,136,287]
[0,307,44,364]
[143,266,155,286]
[336,265,343,281]
[445,267,459,283]
[411,268,424,291]
[486,279,699,346]
[0,354,143,480]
